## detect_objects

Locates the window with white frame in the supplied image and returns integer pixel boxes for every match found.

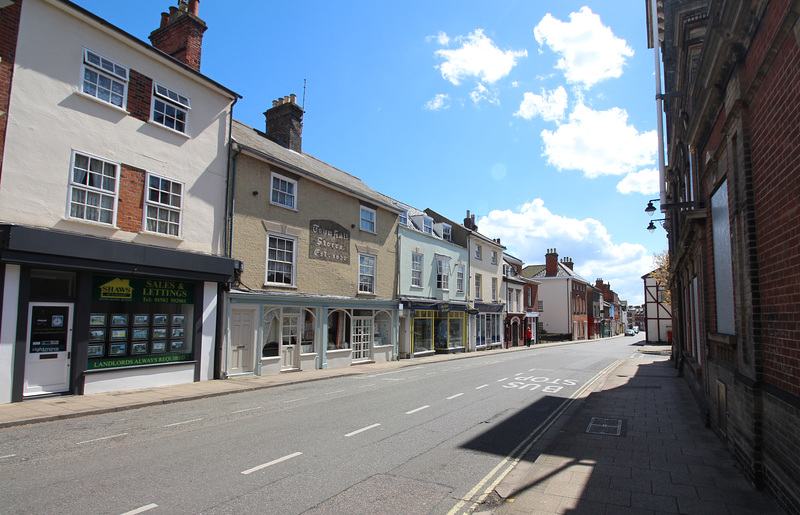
[145,174,183,236]
[538,300,544,311]
[270,172,296,209]
[492,277,498,301]
[68,151,119,225]
[437,257,450,290]
[515,290,520,311]
[475,244,482,260]
[360,206,376,233]
[266,234,296,286]
[442,224,452,242]
[399,210,408,226]
[82,49,128,109]
[423,216,433,235]
[491,251,497,265]
[152,82,190,133]
[475,273,482,299]
[411,252,423,287]
[359,253,376,293]
[456,264,465,292]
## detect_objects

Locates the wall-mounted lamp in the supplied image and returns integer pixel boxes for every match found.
[647,218,666,233]
[645,199,659,216]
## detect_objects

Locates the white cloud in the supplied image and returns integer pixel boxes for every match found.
[514,86,568,122]
[534,7,633,89]
[426,31,450,46]
[540,103,656,178]
[424,93,451,111]
[477,200,653,304]
[435,29,527,86]
[470,83,500,105]
[617,168,660,195]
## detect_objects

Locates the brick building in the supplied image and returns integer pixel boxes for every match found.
[649,0,800,511]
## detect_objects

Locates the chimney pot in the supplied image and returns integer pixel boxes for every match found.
[290,93,297,104]
[188,0,199,16]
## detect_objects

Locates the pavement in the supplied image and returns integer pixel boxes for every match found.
[0,339,786,515]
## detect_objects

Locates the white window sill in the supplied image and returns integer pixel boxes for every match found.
[146,119,190,139]
[75,91,129,115]
[139,230,184,242]
[264,283,297,290]
[269,200,298,212]
[62,216,119,231]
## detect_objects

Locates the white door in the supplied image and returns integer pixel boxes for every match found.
[352,317,372,361]
[281,312,300,370]
[24,303,73,396]
[229,309,255,375]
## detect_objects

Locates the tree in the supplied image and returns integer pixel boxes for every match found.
[651,250,671,306]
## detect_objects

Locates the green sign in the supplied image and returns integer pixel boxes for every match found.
[93,276,194,304]
[88,353,189,370]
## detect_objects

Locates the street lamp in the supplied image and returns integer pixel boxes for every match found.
[645,199,659,216]
[647,218,666,233]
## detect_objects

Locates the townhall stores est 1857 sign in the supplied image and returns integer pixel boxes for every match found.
[309,220,350,264]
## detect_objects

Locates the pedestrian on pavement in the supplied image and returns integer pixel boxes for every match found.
[525,327,532,346]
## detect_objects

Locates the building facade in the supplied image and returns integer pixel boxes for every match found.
[0,0,239,403]
[651,0,800,510]
[225,107,400,376]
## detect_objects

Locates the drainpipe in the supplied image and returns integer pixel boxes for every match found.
[649,0,668,211]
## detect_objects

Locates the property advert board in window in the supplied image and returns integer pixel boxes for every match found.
[87,276,194,369]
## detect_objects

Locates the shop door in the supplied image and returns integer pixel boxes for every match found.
[229,309,255,375]
[24,303,73,397]
[281,312,300,370]
[352,317,372,361]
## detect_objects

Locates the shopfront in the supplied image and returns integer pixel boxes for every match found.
[0,225,237,404]
[397,301,467,357]
[227,292,398,376]
[473,302,504,350]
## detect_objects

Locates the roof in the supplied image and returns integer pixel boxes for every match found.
[232,120,401,214]
[54,0,240,99]
[424,208,506,249]
[522,262,591,284]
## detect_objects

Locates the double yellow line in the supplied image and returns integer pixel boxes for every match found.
[447,359,623,515]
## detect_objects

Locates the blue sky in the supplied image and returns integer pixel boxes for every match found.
[72,0,667,305]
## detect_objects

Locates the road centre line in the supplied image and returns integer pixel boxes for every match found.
[446,393,464,400]
[497,377,508,382]
[448,359,625,515]
[345,423,381,437]
[241,452,303,475]
[0,454,17,459]
[283,397,308,404]
[163,418,202,428]
[231,407,262,413]
[120,503,158,515]
[358,383,375,388]
[325,390,345,395]
[76,433,128,445]
[405,405,430,415]
[475,384,489,390]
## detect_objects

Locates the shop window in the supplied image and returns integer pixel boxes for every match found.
[327,310,351,350]
[87,276,194,368]
[374,311,392,347]
[263,307,316,356]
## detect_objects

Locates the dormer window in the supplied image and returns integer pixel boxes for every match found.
[442,224,452,242]
[423,217,433,234]
[399,210,409,226]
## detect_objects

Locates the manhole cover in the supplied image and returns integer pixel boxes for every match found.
[586,417,623,436]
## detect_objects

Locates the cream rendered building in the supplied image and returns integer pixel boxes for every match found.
[225,105,401,376]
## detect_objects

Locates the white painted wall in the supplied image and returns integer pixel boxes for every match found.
[0,0,234,254]
[0,265,21,404]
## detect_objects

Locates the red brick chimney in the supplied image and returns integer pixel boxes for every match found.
[149,0,207,71]
[561,256,574,270]
[545,248,559,276]
[264,95,304,152]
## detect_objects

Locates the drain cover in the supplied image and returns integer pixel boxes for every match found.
[586,417,623,436]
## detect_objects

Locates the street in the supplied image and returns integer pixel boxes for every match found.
[0,336,645,514]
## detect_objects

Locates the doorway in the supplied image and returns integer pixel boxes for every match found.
[24,303,73,396]
[229,308,256,375]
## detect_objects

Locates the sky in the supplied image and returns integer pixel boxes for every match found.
[71,0,668,305]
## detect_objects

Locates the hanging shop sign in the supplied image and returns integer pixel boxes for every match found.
[309,220,350,264]
[93,277,194,304]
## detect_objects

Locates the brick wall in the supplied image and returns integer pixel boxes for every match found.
[127,70,153,122]
[117,164,146,233]
[749,25,800,397]
[0,0,22,184]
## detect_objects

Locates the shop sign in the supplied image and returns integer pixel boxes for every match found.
[438,303,452,314]
[93,277,194,304]
[88,353,189,370]
[468,309,480,315]
[309,220,350,264]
